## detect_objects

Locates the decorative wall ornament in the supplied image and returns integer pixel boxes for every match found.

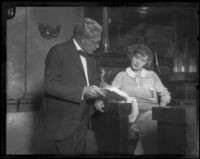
[38,23,61,39]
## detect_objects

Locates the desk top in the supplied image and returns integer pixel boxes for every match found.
[152,106,197,124]
[100,102,132,115]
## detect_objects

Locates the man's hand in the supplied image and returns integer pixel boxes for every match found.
[94,100,105,112]
[83,85,105,99]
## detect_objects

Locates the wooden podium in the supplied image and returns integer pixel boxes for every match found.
[91,103,132,155]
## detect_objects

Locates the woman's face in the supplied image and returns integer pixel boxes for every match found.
[131,53,148,71]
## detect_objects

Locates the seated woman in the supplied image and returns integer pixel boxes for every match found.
[110,44,171,155]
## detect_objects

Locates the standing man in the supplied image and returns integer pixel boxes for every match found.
[41,17,105,154]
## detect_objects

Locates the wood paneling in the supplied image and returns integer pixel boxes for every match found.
[7,7,26,100]
[26,7,83,97]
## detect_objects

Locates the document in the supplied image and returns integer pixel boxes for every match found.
[100,86,139,122]
[101,86,129,102]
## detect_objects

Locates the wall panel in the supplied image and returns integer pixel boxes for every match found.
[7,7,26,100]
[26,7,83,97]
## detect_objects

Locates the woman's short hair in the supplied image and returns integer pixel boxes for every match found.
[126,44,153,69]
[73,17,102,40]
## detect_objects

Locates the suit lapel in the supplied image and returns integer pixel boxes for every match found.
[69,41,87,82]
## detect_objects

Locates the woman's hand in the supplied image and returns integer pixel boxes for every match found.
[160,95,171,106]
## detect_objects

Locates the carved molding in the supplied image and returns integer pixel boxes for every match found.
[7,95,42,112]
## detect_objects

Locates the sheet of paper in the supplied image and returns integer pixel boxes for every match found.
[101,86,129,101]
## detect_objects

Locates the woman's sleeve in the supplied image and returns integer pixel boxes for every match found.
[152,71,171,104]
[111,72,124,89]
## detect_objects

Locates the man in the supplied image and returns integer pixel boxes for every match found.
[41,17,105,154]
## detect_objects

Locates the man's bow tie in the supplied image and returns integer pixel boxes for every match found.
[78,50,92,58]
[78,50,87,57]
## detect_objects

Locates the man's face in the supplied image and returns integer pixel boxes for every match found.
[81,33,101,54]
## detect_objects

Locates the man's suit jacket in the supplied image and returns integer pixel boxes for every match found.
[42,39,100,154]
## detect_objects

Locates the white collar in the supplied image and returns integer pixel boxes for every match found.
[126,67,147,78]
[73,38,83,52]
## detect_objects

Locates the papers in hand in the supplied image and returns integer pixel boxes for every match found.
[101,86,129,102]
[101,86,139,123]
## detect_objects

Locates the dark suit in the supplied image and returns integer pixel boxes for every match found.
[41,39,100,154]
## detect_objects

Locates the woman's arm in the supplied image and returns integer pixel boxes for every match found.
[152,71,171,106]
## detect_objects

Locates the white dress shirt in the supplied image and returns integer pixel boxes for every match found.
[73,38,90,87]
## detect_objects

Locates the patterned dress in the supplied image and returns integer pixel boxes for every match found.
[111,67,171,154]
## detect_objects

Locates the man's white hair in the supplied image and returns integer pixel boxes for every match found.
[73,17,102,40]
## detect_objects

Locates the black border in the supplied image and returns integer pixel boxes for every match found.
[2,0,199,158]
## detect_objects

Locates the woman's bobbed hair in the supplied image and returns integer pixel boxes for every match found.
[126,44,153,69]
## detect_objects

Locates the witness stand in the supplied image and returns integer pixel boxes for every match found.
[91,102,132,155]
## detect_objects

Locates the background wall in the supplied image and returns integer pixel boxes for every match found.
[6,7,83,154]
[7,7,83,100]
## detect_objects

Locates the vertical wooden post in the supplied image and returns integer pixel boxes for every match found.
[102,7,109,53]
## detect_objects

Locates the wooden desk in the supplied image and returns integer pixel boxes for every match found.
[152,106,198,156]
[91,103,132,155]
